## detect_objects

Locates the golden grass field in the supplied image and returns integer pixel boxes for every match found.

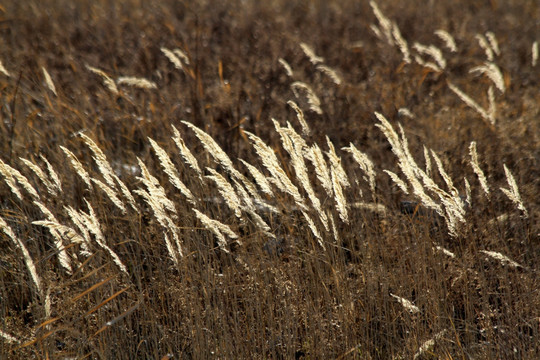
[0,0,539,358]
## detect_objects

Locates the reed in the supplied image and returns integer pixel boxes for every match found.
[1,1,537,358]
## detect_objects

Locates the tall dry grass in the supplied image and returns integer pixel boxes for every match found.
[0,0,538,359]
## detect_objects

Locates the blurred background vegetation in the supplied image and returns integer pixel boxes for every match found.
[0,1,538,358]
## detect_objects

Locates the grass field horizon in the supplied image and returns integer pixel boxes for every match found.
[0,1,539,359]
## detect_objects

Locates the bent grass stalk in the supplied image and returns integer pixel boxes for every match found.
[80,200,129,275]
[91,178,127,214]
[60,146,92,188]
[476,34,494,61]
[239,159,273,196]
[306,144,333,195]
[390,293,420,314]
[469,141,490,196]
[0,60,10,77]
[244,130,307,210]
[326,136,350,188]
[435,29,457,52]
[448,82,495,125]
[80,133,117,189]
[391,22,411,64]
[0,217,42,295]
[331,168,349,224]
[301,210,324,249]
[80,135,138,210]
[33,201,73,273]
[430,150,458,197]
[299,42,324,64]
[384,170,409,194]
[80,136,139,209]
[116,76,157,89]
[149,137,196,204]
[291,82,323,115]
[480,250,523,269]
[134,188,182,262]
[86,65,119,94]
[370,1,394,45]
[161,47,184,71]
[278,58,293,77]
[172,125,203,179]
[193,209,238,253]
[533,41,538,67]
[137,158,177,216]
[343,143,376,194]
[20,157,57,196]
[500,164,528,218]
[274,120,328,229]
[0,159,39,200]
[206,167,243,219]
[316,64,342,85]
[182,121,248,188]
[464,178,472,206]
[64,205,93,256]
[485,31,500,56]
[42,67,57,96]
[469,62,505,93]
[375,112,470,236]
[40,154,62,193]
[423,145,432,177]
[287,100,310,136]
[413,42,446,70]
[375,112,440,213]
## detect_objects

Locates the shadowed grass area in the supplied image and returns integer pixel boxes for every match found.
[0,1,539,359]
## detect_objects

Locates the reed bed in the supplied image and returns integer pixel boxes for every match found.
[0,0,538,359]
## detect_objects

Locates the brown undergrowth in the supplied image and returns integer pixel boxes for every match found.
[0,1,538,359]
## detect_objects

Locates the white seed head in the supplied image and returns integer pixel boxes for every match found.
[42,67,57,96]
[299,42,324,64]
[117,76,157,90]
[435,29,457,52]
[86,65,119,94]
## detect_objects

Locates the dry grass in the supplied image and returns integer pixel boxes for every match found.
[0,0,539,359]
